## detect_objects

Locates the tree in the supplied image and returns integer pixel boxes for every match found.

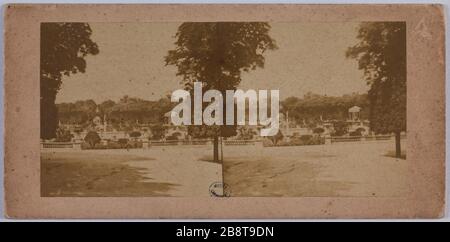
[41,23,99,139]
[84,131,101,148]
[165,22,277,162]
[99,100,116,113]
[57,99,98,124]
[346,22,406,158]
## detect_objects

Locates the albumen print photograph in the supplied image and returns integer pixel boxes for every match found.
[40,22,407,197]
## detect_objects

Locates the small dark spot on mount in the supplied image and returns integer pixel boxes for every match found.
[15,107,20,112]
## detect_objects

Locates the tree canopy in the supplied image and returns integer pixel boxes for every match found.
[346,22,406,134]
[280,92,369,125]
[165,22,277,161]
[166,22,277,90]
[346,22,406,157]
[57,97,173,130]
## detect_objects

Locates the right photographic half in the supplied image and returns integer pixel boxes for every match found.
[221,22,407,197]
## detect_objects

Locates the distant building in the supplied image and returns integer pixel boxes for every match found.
[348,106,362,121]
[347,106,370,135]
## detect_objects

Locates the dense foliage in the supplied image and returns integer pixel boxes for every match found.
[280,92,369,125]
[57,96,174,130]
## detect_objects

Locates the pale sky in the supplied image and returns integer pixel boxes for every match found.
[56,22,368,104]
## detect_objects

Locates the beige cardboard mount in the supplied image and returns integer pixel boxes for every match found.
[4,4,446,218]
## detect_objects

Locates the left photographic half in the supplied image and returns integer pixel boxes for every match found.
[40,22,225,197]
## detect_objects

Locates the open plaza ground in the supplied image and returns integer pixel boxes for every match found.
[223,140,408,197]
[41,139,408,197]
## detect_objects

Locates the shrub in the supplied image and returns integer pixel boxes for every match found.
[299,135,313,143]
[107,141,122,149]
[263,135,325,147]
[118,138,129,148]
[332,121,348,136]
[310,136,325,145]
[349,129,365,136]
[262,139,275,147]
[55,128,74,142]
[289,137,305,146]
[166,135,179,141]
[81,139,143,150]
[171,132,182,138]
[237,127,257,140]
[84,131,101,148]
[150,124,167,140]
[81,142,91,150]
[313,127,325,134]
[128,140,143,148]
[349,131,358,136]
[129,131,142,138]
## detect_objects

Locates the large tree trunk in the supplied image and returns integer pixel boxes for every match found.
[213,135,219,163]
[40,96,58,140]
[395,131,401,158]
[41,76,59,140]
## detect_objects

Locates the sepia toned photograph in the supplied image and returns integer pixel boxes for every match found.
[3,2,446,220]
[40,21,407,198]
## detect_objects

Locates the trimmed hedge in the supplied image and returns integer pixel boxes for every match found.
[81,139,143,150]
[263,135,325,147]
